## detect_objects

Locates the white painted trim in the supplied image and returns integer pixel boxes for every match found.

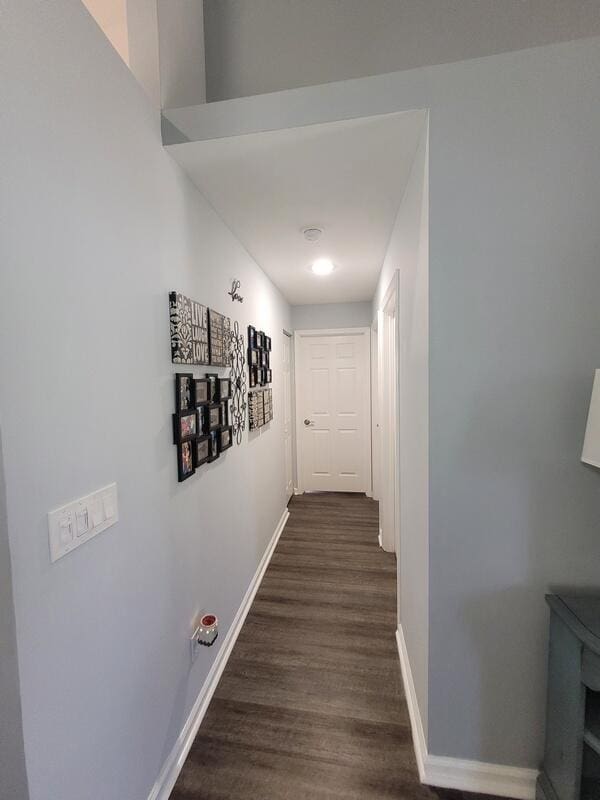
[395,626,427,781]
[293,327,372,338]
[148,508,290,800]
[395,626,537,800]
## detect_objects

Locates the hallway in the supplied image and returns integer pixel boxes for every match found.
[172,494,440,799]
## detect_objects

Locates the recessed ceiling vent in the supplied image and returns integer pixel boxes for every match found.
[303,227,323,243]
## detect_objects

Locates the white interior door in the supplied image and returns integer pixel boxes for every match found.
[295,328,371,493]
[282,331,293,501]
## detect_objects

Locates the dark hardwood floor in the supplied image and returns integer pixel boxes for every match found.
[171,493,506,800]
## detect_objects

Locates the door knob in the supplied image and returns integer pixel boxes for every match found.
[304,419,314,426]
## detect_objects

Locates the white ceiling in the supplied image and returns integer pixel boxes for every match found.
[167,110,425,305]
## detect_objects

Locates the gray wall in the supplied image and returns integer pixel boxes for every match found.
[203,0,600,102]
[0,429,29,800]
[0,2,289,799]
[178,35,600,768]
[374,122,429,740]
[291,302,372,330]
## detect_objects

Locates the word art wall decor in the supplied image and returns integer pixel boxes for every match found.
[169,291,232,367]
[248,388,273,431]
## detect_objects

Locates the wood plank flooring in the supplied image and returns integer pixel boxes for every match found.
[171,493,505,800]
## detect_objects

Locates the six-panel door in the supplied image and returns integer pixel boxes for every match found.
[296,329,370,493]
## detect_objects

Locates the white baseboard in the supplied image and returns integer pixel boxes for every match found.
[395,626,427,781]
[395,626,537,800]
[148,508,290,800]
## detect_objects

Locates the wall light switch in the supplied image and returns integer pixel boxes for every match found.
[59,515,73,545]
[102,494,114,520]
[48,483,118,563]
[76,507,89,537]
[91,502,104,528]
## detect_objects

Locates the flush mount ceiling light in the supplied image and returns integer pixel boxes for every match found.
[303,227,323,243]
[311,258,335,276]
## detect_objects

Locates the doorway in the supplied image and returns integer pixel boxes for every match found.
[294,328,371,493]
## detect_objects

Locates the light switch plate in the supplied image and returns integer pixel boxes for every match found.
[48,483,118,563]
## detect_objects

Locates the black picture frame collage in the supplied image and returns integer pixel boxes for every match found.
[169,291,234,482]
[172,373,233,481]
[247,326,272,388]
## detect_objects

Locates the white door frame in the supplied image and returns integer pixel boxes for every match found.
[282,329,294,502]
[294,327,372,494]
[370,315,379,502]
[379,272,400,556]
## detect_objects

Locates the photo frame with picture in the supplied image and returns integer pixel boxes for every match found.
[208,430,219,462]
[218,377,232,400]
[194,435,211,467]
[220,401,230,428]
[194,377,210,406]
[218,426,233,452]
[205,373,219,403]
[177,440,195,482]
[173,409,198,443]
[247,324,273,392]
[205,403,221,432]
[175,373,195,413]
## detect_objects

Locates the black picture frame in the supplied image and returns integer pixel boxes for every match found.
[205,403,221,432]
[256,330,264,349]
[264,335,272,351]
[261,350,268,368]
[265,369,272,383]
[194,435,211,467]
[177,440,195,482]
[208,430,220,462]
[175,373,195,413]
[194,378,210,406]
[218,426,233,452]
[218,377,232,400]
[249,366,257,388]
[205,373,219,402]
[248,348,258,367]
[248,325,256,348]
[173,410,198,443]
[220,400,230,428]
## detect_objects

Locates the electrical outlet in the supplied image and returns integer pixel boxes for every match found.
[190,613,219,662]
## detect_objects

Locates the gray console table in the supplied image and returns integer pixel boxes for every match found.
[538,595,600,800]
